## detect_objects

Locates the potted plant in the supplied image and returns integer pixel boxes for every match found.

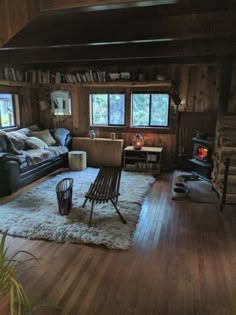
[0,232,62,314]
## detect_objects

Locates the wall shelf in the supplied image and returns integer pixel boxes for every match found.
[0,79,172,89]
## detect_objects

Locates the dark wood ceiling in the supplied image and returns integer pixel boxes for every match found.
[0,0,235,68]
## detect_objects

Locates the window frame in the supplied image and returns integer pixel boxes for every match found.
[131,92,170,128]
[0,93,17,129]
[90,92,126,127]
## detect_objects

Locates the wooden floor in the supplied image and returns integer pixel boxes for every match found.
[1,171,236,315]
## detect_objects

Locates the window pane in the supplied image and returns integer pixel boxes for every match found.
[109,94,125,125]
[92,94,108,125]
[132,94,150,126]
[0,94,15,128]
[150,94,169,126]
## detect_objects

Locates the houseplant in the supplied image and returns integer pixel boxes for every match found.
[0,232,62,314]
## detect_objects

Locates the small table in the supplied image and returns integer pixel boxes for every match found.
[68,151,87,171]
[123,146,163,174]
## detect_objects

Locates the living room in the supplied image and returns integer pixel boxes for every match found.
[0,1,236,314]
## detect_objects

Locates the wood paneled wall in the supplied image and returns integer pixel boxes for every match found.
[178,64,221,112]
[0,85,39,128]
[3,61,233,169]
[228,60,236,113]
[0,0,39,47]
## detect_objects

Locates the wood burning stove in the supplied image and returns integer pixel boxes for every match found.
[189,137,214,181]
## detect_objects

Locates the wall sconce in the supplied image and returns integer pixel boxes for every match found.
[132,133,144,150]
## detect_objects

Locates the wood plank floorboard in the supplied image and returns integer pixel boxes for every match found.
[1,170,236,315]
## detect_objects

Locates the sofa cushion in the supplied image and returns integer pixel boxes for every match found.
[17,128,30,136]
[30,129,56,146]
[28,124,41,132]
[0,130,22,154]
[25,137,49,150]
[51,128,71,146]
[7,134,25,150]
[10,131,28,140]
[8,131,29,150]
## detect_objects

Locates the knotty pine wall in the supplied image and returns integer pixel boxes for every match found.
[228,60,236,113]
[0,0,39,47]
[13,62,236,169]
[0,85,39,128]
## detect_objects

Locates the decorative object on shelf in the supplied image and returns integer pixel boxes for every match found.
[156,74,166,81]
[110,132,116,140]
[89,129,96,139]
[168,81,181,105]
[138,73,145,81]
[132,133,144,150]
[120,72,131,80]
[108,73,120,81]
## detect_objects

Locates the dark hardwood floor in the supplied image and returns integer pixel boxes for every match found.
[1,171,236,315]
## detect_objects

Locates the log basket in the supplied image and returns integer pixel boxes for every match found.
[56,178,74,215]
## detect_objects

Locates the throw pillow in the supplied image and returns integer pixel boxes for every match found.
[25,137,49,150]
[17,128,30,136]
[51,128,70,146]
[9,131,28,140]
[7,133,25,150]
[30,129,56,146]
[28,124,41,132]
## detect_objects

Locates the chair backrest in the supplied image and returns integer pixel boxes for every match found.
[88,167,121,202]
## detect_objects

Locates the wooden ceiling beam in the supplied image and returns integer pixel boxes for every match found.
[40,0,236,13]
[1,39,235,65]
[5,10,235,48]
[40,0,175,12]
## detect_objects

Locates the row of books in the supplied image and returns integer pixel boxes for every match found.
[0,67,25,82]
[147,153,159,162]
[0,67,134,84]
[125,162,160,170]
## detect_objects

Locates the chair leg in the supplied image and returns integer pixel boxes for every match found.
[82,197,88,207]
[89,200,95,227]
[110,199,126,224]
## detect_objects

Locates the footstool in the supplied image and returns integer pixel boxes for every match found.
[68,151,87,171]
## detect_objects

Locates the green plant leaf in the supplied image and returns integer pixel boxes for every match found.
[1,232,63,315]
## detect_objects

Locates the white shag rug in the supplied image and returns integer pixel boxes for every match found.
[0,168,155,250]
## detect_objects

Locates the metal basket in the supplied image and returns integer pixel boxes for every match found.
[56,178,74,215]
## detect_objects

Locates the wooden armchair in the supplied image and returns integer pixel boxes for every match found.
[82,167,127,226]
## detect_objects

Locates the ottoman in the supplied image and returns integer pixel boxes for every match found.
[68,151,87,171]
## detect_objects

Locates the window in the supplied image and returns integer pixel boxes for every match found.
[50,90,71,115]
[0,94,16,128]
[132,93,169,127]
[90,93,125,126]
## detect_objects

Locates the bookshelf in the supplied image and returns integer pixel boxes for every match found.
[0,79,172,89]
[0,66,172,87]
[124,146,163,174]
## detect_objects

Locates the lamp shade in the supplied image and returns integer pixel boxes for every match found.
[132,133,144,150]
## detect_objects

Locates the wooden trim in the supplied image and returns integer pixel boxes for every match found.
[0,79,172,88]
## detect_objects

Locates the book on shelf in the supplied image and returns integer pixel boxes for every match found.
[147,153,158,162]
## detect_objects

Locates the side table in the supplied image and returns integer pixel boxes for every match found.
[68,151,87,171]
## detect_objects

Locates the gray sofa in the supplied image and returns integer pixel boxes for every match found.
[0,126,71,197]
